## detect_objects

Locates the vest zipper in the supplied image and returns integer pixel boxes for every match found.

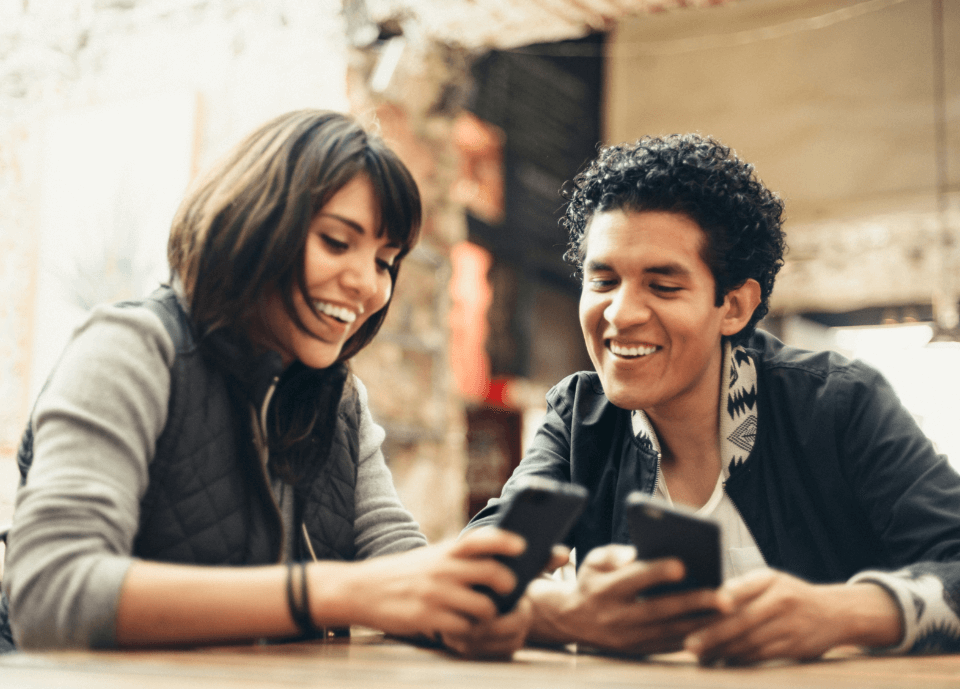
[255,375,286,564]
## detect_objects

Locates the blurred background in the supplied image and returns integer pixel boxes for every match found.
[0,0,957,541]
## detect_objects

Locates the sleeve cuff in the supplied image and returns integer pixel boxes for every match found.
[847,570,915,653]
[848,568,960,654]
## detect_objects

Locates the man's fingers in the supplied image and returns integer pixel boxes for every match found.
[545,545,571,572]
[603,557,686,599]
[723,567,776,605]
[580,544,638,572]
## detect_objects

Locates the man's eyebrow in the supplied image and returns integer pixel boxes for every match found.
[645,263,691,277]
[584,258,612,272]
[583,259,692,276]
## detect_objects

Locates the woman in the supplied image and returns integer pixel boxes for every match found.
[0,110,525,653]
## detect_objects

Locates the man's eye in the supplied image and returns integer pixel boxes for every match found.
[651,284,681,294]
[587,277,617,289]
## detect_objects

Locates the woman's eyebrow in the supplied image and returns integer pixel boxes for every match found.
[318,213,366,236]
[318,213,403,249]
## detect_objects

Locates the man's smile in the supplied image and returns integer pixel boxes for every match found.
[608,341,660,358]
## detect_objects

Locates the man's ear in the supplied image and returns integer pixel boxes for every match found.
[720,278,762,337]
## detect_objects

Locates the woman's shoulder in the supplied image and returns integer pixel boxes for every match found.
[73,295,180,367]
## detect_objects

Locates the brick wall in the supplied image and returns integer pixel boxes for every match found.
[0,0,470,539]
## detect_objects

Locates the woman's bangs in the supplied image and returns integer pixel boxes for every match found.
[365,151,421,256]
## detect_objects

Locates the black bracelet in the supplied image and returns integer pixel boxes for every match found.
[285,561,318,636]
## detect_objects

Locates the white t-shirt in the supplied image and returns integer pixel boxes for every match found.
[656,470,767,581]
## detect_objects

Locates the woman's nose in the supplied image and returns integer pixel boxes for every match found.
[341,253,381,300]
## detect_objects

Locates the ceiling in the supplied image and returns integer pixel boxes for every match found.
[366,0,735,50]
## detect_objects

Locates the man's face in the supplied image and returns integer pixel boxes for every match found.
[579,209,733,416]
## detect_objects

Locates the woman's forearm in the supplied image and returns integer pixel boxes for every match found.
[115,561,300,646]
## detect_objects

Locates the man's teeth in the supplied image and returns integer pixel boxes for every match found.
[610,343,657,357]
[314,301,357,324]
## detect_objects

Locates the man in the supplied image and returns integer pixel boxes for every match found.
[459,134,960,663]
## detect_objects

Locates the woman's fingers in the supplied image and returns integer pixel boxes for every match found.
[451,527,526,559]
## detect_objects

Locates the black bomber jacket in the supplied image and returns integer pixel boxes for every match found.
[469,330,960,653]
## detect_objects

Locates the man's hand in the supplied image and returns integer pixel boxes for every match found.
[685,568,903,665]
[528,544,732,654]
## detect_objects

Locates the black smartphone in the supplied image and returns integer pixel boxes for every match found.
[476,477,588,613]
[625,492,721,597]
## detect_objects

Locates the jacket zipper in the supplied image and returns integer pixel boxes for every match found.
[651,450,662,496]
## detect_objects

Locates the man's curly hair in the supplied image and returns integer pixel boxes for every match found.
[562,134,786,344]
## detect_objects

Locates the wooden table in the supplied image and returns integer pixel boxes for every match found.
[2,629,959,689]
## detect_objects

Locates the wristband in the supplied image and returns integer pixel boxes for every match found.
[286,560,318,636]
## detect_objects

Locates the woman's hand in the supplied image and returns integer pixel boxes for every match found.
[528,544,731,654]
[685,568,903,665]
[437,542,571,658]
[322,527,525,641]
[440,597,533,659]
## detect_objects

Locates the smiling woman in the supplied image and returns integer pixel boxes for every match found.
[0,110,529,657]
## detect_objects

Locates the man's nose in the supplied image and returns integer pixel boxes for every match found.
[603,286,651,327]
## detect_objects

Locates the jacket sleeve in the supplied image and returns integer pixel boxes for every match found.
[837,360,960,653]
[351,376,427,558]
[463,376,577,533]
[3,305,173,650]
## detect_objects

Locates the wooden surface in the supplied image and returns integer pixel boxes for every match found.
[2,630,960,689]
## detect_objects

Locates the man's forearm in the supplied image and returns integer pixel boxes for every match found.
[833,582,903,649]
[525,577,579,645]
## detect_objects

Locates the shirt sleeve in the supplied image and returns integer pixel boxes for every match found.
[464,378,575,534]
[351,376,427,559]
[838,360,960,654]
[3,304,174,650]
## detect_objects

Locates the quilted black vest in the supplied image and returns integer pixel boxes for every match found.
[18,286,360,567]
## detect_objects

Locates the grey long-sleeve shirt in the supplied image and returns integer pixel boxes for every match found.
[3,301,426,650]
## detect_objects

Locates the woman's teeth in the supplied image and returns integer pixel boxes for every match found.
[610,343,657,358]
[314,301,357,324]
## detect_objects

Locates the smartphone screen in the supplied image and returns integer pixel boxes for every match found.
[625,492,721,596]
[478,477,588,613]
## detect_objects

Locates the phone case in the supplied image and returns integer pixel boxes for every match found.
[479,477,588,613]
[625,492,722,596]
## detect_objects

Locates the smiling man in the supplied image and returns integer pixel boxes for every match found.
[465,135,960,662]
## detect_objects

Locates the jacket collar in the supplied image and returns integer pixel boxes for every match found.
[630,341,759,475]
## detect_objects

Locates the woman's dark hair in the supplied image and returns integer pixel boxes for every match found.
[167,110,421,485]
[562,134,786,344]
[169,109,422,362]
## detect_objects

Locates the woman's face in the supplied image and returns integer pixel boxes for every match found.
[261,174,401,369]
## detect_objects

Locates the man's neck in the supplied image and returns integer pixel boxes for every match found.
[644,350,725,509]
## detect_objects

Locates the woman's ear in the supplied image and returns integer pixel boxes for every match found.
[720,278,762,337]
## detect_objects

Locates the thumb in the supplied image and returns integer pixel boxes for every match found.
[581,544,637,572]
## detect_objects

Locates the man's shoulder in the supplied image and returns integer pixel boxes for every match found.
[547,370,606,402]
[745,329,883,388]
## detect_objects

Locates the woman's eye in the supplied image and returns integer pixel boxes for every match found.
[376,259,392,272]
[321,235,349,251]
